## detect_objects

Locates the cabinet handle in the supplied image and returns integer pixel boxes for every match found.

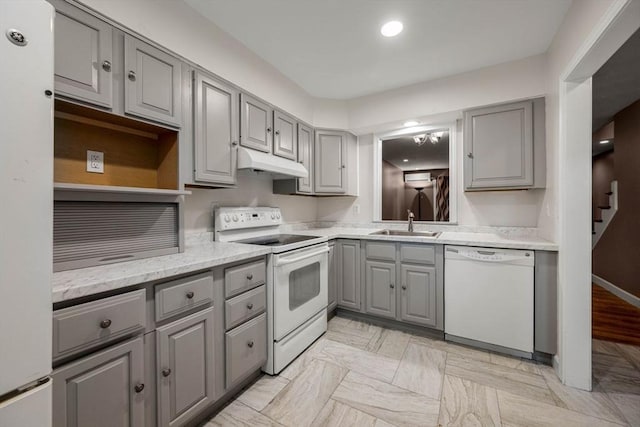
[247,341,254,348]
[128,70,136,81]
[102,60,112,72]
[341,165,346,169]
[299,160,303,164]
[231,141,238,147]
[186,291,194,299]
[266,127,272,133]
[162,368,171,377]
[275,130,280,136]
[402,285,407,290]
[389,284,395,289]
[99,319,112,329]
[134,383,145,393]
[467,152,473,158]
[246,273,253,280]
[247,303,254,310]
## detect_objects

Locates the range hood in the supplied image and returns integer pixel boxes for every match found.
[237,147,308,179]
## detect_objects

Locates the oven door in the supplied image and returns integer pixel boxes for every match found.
[273,244,329,341]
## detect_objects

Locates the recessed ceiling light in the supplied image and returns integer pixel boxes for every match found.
[403,159,408,162]
[403,120,418,127]
[381,21,403,37]
[600,139,611,144]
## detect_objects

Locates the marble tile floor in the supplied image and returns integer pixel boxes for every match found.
[205,316,640,427]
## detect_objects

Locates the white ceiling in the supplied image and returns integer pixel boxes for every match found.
[185,0,571,99]
[382,133,450,171]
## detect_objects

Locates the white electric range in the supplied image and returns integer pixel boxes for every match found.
[214,207,328,374]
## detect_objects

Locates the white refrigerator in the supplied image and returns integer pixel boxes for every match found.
[0,1,54,426]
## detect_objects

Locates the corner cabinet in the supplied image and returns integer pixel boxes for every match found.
[124,35,182,127]
[314,130,358,196]
[193,70,238,186]
[327,241,337,311]
[464,97,545,191]
[52,337,145,427]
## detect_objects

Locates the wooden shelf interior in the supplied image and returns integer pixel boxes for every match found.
[54,100,179,190]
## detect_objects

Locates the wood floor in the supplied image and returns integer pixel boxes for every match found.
[593,284,640,346]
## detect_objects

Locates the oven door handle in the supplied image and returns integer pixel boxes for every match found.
[274,247,330,267]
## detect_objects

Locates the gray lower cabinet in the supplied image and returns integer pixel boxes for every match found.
[464,98,545,190]
[225,313,267,388]
[52,337,145,427]
[193,70,238,185]
[336,239,361,310]
[399,264,437,327]
[327,241,337,311]
[240,93,272,153]
[124,35,182,127]
[156,308,215,427]
[53,2,113,108]
[273,109,297,160]
[365,260,396,319]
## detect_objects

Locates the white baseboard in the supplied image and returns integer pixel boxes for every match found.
[592,274,640,309]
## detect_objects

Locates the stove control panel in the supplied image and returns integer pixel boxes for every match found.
[215,207,282,231]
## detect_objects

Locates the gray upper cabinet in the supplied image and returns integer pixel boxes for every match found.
[52,337,145,427]
[336,239,361,310]
[54,4,113,108]
[399,264,437,327]
[156,308,215,427]
[297,123,314,193]
[365,260,396,319]
[193,71,239,186]
[327,242,337,311]
[240,93,272,153]
[273,110,297,160]
[124,35,182,127]
[464,98,545,190]
[315,130,346,193]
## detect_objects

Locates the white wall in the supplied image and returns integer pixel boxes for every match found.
[184,173,318,233]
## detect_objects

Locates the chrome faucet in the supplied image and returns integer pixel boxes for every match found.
[407,210,414,232]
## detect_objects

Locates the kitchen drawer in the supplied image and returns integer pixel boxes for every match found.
[365,242,396,261]
[155,271,214,322]
[53,289,146,361]
[224,259,266,298]
[225,285,266,330]
[225,313,267,387]
[400,244,435,265]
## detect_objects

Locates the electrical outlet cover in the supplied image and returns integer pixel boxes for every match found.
[87,150,104,173]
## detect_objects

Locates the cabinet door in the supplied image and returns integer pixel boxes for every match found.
[273,110,297,160]
[297,123,314,193]
[52,337,144,427]
[327,242,337,311]
[124,35,182,127]
[336,240,360,310]
[156,308,214,427]
[54,6,113,108]
[400,264,437,327]
[315,130,346,193]
[240,93,272,153]
[193,71,238,185]
[365,260,396,319]
[464,100,533,189]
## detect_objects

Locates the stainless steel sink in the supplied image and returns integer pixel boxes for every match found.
[369,229,440,238]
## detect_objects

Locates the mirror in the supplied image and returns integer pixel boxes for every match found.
[380,129,451,222]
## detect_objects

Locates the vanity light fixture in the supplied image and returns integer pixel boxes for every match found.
[403,120,418,127]
[381,21,403,37]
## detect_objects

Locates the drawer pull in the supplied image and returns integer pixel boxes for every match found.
[247,303,254,310]
[246,273,254,280]
[134,383,145,393]
[186,291,195,299]
[389,284,395,289]
[162,368,171,377]
[402,285,407,290]
[99,319,112,329]
[247,340,254,348]
[128,70,136,81]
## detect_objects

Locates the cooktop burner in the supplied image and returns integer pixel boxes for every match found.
[237,234,318,247]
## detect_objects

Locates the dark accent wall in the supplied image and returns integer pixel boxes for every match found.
[592,150,615,220]
[381,160,404,220]
[593,99,640,297]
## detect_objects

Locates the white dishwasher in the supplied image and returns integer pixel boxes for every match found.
[444,245,534,355]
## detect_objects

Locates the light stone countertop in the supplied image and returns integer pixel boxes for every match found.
[52,241,271,303]
[293,227,558,251]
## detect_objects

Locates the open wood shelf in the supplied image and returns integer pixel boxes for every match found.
[54,182,191,196]
[54,100,180,191]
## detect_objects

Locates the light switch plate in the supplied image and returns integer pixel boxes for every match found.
[86,150,104,173]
